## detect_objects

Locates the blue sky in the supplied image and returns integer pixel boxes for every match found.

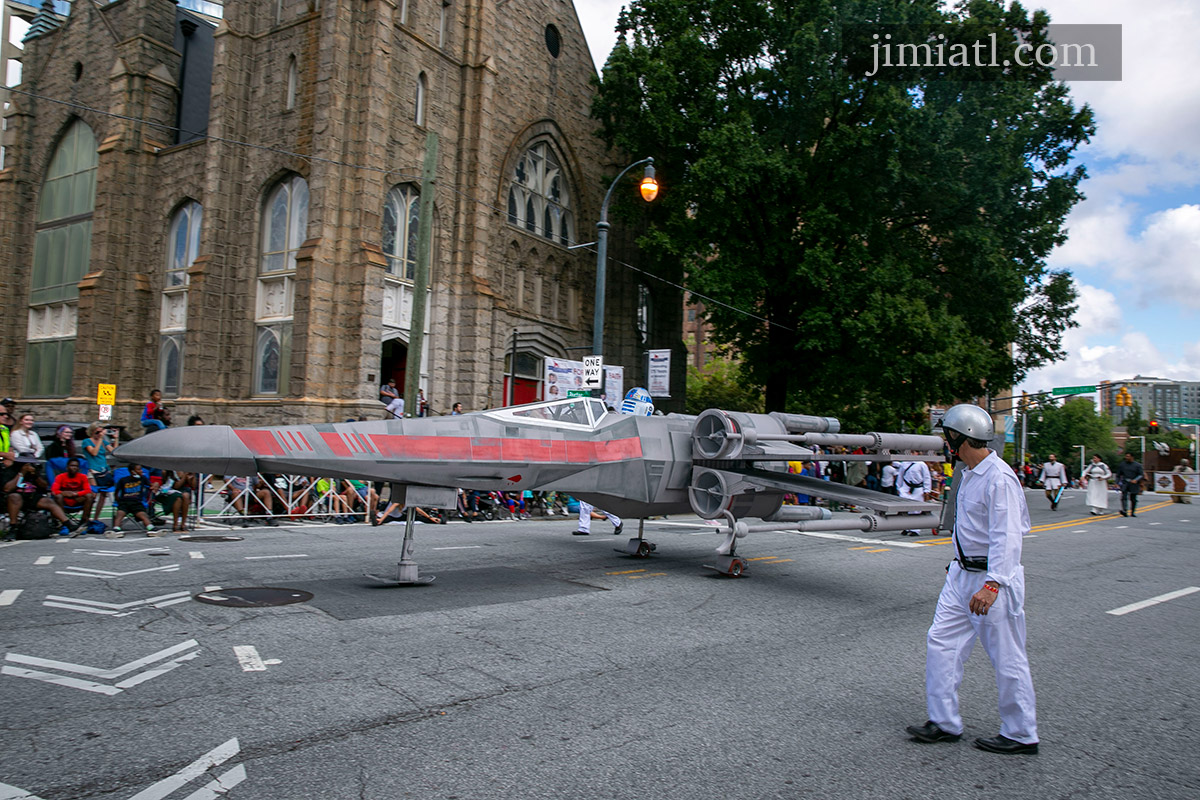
[577,0,1200,401]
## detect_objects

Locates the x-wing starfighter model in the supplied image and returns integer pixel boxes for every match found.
[115,397,945,579]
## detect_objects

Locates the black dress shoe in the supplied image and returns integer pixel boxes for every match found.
[973,735,1038,754]
[572,530,589,536]
[906,721,961,743]
[613,522,623,536]
[1119,510,1127,516]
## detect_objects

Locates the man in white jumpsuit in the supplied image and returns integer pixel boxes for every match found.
[907,404,1039,755]
[896,457,931,535]
[572,501,622,536]
[1039,453,1066,510]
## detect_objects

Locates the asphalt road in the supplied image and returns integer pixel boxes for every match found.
[1,487,1197,800]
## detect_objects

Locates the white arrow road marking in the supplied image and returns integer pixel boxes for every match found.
[431,545,483,550]
[56,564,181,578]
[0,782,47,799]
[1107,586,1200,616]
[34,557,53,566]
[242,554,309,560]
[72,547,171,557]
[43,591,192,616]
[233,645,282,672]
[2,639,201,695]
[126,738,244,800]
[0,738,244,800]
[0,590,23,607]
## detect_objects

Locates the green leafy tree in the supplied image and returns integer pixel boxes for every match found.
[686,356,765,414]
[593,0,1094,429]
[1026,397,1118,474]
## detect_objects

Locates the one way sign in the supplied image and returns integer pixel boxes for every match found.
[583,355,603,389]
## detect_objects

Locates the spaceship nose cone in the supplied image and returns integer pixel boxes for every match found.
[113,426,258,475]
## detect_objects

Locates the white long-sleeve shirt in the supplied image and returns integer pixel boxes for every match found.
[953,450,1029,587]
[10,428,43,458]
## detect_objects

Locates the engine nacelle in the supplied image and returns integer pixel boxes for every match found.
[688,467,785,520]
[692,409,790,460]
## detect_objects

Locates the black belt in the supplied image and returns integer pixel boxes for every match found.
[953,527,987,572]
[955,556,988,572]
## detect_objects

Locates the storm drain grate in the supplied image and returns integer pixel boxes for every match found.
[179,535,244,542]
[193,587,313,607]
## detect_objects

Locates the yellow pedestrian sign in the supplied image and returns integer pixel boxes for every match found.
[97,383,116,405]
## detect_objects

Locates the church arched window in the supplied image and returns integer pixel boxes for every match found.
[506,141,573,246]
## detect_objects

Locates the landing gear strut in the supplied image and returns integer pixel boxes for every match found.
[616,519,657,558]
[365,506,435,585]
[703,512,749,577]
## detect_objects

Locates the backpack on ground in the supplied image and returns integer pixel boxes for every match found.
[17,511,58,540]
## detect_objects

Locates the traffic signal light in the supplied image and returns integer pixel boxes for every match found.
[1149,420,1159,433]
[1115,387,1132,407]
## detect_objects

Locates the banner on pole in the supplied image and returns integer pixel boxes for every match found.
[647,350,671,397]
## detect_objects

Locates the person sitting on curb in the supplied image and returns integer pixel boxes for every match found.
[5,456,80,537]
[112,463,157,536]
[51,457,95,527]
[156,471,196,532]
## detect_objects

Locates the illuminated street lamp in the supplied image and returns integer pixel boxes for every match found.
[593,157,658,358]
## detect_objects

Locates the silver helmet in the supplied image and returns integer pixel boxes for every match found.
[938,404,994,441]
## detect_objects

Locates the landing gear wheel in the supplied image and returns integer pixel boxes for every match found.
[637,540,653,558]
[703,555,749,577]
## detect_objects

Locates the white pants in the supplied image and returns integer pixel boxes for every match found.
[925,562,1038,744]
[385,398,405,418]
[577,501,621,534]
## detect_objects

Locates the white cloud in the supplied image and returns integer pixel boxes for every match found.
[1021,283,1200,391]
[1039,0,1200,164]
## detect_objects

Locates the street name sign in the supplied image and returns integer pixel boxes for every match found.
[1051,385,1097,396]
[1168,417,1200,425]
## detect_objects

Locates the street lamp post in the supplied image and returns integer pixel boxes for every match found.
[593,158,658,359]
[1130,435,1146,456]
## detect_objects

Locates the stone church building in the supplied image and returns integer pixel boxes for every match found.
[0,0,680,427]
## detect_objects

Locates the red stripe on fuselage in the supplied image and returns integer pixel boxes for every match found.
[237,430,285,457]
[319,432,351,457]
[306,433,644,464]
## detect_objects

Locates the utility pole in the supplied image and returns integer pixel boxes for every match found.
[404,131,438,417]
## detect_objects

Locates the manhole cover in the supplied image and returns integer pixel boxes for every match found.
[193,587,313,607]
[179,535,244,542]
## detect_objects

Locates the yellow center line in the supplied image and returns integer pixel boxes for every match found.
[864,548,890,553]
[849,546,873,550]
[758,559,794,564]
[628,572,667,579]
[605,569,646,575]
[1030,499,1173,532]
[746,556,781,561]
